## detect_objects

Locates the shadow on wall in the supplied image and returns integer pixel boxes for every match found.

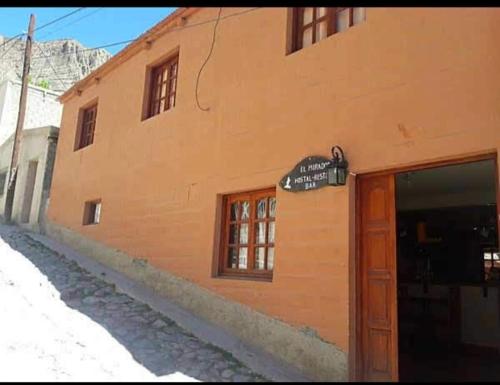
[0,229,265,382]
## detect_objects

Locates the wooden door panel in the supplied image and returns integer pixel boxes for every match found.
[359,174,398,382]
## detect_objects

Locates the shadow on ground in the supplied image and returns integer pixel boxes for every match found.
[1,228,266,382]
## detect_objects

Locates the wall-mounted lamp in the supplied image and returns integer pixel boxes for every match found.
[327,145,348,186]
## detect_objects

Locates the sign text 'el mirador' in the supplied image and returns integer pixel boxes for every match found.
[279,156,332,192]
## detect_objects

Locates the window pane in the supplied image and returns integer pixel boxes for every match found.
[171,62,178,76]
[159,98,165,112]
[269,197,276,218]
[241,201,250,220]
[169,78,177,93]
[94,202,101,223]
[161,82,169,99]
[268,221,275,243]
[228,247,237,268]
[302,27,313,48]
[239,223,248,244]
[316,21,328,41]
[162,66,169,80]
[257,199,267,219]
[353,7,365,25]
[238,247,248,269]
[168,95,175,109]
[316,7,327,18]
[153,102,160,115]
[336,8,350,32]
[255,222,266,244]
[155,72,162,86]
[230,202,239,220]
[255,247,265,270]
[267,247,274,270]
[303,7,313,25]
[229,224,238,244]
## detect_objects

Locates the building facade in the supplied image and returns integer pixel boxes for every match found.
[0,125,58,232]
[0,80,62,145]
[47,8,500,381]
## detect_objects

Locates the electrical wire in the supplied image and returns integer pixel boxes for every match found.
[0,37,23,60]
[5,7,262,94]
[0,7,86,59]
[33,8,86,33]
[28,7,261,62]
[37,8,104,40]
[195,7,222,112]
[34,44,68,91]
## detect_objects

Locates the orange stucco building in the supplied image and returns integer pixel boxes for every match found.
[47,8,500,381]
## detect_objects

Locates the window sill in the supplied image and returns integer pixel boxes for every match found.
[141,107,175,122]
[74,144,93,152]
[214,273,273,283]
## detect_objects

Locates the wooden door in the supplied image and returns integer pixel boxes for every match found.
[358,174,398,381]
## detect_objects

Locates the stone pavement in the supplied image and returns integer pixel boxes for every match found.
[0,227,269,382]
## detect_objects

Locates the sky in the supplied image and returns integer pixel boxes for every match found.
[0,7,177,55]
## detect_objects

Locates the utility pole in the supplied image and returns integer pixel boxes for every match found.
[4,14,35,223]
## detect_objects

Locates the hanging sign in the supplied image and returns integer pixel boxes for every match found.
[279,156,332,192]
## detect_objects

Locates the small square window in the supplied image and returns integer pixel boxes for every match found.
[83,200,101,225]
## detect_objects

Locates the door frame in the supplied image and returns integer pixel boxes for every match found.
[352,150,499,381]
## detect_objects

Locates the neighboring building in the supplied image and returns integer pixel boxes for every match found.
[0,125,58,232]
[0,80,62,144]
[46,8,500,382]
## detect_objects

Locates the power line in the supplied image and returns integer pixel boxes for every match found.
[33,8,86,33]
[37,8,104,40]
[195,7,222,112]
[34,44,68,91]
[0,37,23,60]
[0,7,87,59]
[28,7,261,62]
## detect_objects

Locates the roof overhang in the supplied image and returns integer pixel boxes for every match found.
[58,7,199,104]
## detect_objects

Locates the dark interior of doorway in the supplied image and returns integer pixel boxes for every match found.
[396,159,500,382]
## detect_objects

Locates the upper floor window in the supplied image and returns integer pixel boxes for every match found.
[146,54,179,119]
[292,7,366,52]
[218,188,276,280]
[75,103,97,150]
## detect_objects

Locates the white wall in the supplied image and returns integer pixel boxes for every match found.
[0,80,62,145]
[0,126,57,231]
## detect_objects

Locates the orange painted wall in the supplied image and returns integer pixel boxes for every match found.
[48,8,500,354]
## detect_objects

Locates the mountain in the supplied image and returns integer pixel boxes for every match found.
[0,35,112,93]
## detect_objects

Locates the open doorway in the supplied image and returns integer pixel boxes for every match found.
[396,158,500,381]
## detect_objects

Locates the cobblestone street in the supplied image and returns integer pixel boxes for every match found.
[0,226,268,382]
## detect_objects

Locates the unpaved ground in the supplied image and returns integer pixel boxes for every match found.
[0,226,267,382]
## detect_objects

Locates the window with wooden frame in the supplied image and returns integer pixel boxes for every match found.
[75,103,97,150]
[83,199,101,225]
[219,188,276,280]
[292,7,366,52]
[146,54,179,119]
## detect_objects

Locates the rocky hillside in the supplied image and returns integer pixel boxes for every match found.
[0,36,111,93]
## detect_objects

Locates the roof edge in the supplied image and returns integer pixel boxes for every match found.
[59,7,199,104]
